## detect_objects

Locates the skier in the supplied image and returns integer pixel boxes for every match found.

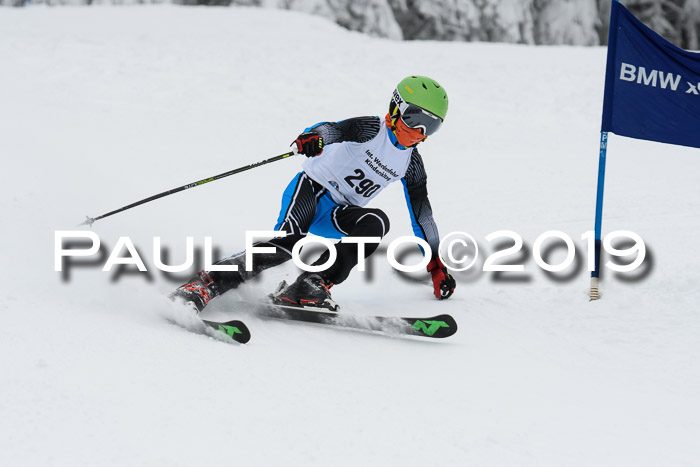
[172,75,456,312]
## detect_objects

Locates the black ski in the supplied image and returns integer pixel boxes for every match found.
[202,319,251,344]
[168,296,251,344]
[257,303,457,339]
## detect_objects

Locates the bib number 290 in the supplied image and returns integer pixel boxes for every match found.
[344,169,380,198]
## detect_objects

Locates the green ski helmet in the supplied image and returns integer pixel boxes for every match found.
[390,75,448,136]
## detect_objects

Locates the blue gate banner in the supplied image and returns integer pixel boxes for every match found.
[601,1,700,149]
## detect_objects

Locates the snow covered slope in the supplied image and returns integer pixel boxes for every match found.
[2,5,699,466]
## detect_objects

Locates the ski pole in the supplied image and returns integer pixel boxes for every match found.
[80,148,299,227]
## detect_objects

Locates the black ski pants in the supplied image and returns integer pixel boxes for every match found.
[210,172,390,293]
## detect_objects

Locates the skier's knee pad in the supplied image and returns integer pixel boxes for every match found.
[357,209,390,238]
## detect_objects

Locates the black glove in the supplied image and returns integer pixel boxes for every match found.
[293,131,324,157]
[427,257,456,300]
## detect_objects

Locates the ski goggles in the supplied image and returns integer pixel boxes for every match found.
[392,88,444,136]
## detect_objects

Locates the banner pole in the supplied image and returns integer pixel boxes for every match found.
[590,131,608,300]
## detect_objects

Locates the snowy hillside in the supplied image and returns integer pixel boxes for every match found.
[2,5,700,466]
[6,1,700,49]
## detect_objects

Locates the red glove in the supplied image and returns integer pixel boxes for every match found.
[427,257,456,300]
[293,131,324,157]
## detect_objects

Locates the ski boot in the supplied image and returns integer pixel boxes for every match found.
[270,272,339,311]
[170,270,219,313]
